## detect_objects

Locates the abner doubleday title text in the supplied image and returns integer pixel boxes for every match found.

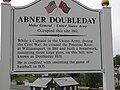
[18,16,96,24]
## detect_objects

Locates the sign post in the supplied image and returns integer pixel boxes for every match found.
[101,1,115,90]
[0,3,11,90]
[101,7,115,90]
[0,0,115,90]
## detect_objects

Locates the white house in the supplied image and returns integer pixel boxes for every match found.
[29,77,79,90]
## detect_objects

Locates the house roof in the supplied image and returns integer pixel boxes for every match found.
[29,77,79,88]
[54,77,79,87]
[29,78,52,88]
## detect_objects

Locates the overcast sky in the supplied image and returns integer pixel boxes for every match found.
[1,0,120,56]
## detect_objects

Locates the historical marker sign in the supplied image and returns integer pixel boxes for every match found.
[1,0,115,90]
[11,0,102,73]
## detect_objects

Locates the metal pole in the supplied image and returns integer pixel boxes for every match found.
[0,3,11,90]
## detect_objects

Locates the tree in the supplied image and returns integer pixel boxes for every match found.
[114,54,120,66]
[79,74,89,86]
[79,73,102,88]
[87,73,102,88]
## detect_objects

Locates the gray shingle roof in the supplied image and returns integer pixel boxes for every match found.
[29,78,52,88]
[54,77,79,87]
[29,77,79,88]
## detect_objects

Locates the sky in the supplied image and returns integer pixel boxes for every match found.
[0,0,120,56]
